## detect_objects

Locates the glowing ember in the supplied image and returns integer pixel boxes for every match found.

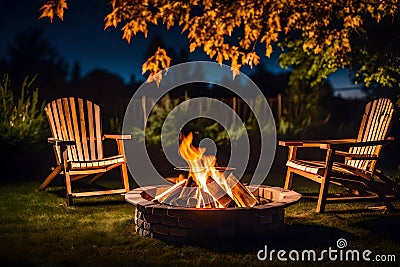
[154,132,258,208]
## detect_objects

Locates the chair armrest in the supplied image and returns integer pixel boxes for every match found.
[279,139,357,148]
[104,134,131,155]
[320,137,394,149]
[103,134,132,140]
[48,138,76,146]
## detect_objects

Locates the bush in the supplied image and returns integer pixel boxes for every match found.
[132,94,257,148]
[0,73,47,146]
[109,116,122,134]
[131,94,179,147]
[278,85,332,139]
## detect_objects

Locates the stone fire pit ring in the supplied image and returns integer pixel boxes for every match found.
[125,185,301,244]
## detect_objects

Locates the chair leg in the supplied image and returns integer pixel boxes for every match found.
[39,164,63,190]
[284,146,297,190]
[64,171,73,206]
[316,148,334,213]
[375,173,400,200]
[66,192,73,206]
[366,180,396,212]
[284,168,294,190]
[376,192,395,212]
[62,147,73,206]
[121,162,130,192]
[316,177,329,213]
[117,139,130,192]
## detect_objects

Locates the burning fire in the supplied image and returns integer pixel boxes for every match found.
[154,132,258,208]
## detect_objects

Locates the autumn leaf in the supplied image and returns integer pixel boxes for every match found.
[39,0,68,22]
[189,42,197,52]
[231,61,241,79]
[343,15,363,28]
[142,47,171,87]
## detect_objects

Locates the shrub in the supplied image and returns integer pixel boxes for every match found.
[109,116,122,134]
[131,94,256,148]
[278,85,331,138]
[0,73,47,146]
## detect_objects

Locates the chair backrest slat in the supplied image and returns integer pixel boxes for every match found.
[352,100,375,169]
[348,100,383,169]
[51,101,63,141]
[94,104,103,159]
[45,97,104,163]
[62,98,78,161]
[361,99,387,169]
[52,101,66,162]
[45,102,61,164]
[346,98,394,172]
[57,99,75,161]
[69,98,84,161]
[78,98,90,160]
[87,101,96,160]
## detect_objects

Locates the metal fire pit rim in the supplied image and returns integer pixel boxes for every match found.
[174,166,236,172]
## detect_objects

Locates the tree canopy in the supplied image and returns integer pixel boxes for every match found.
[39,0,399,86]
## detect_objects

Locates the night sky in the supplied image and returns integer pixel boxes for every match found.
[1,1,364,98]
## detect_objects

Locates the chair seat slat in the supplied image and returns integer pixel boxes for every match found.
[69,155,125,169]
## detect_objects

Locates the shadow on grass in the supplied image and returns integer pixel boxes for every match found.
[42,180,127,207]
[352,215,400,244]
[158,223,352,253]
[298,192,400,213]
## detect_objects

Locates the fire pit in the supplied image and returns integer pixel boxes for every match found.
[125,132,301,244]
[125,184,301,244]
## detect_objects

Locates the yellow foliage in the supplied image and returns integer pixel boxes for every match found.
[344,15,363,28]
[104,10,119,29]
[142,48,171,86]
[39,0,68,22]
[189,43,197,52]
[39,0,399,84]
[231,65,241,79]
[265,44,273,58]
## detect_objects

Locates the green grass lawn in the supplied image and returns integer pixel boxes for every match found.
[0,175,399,267]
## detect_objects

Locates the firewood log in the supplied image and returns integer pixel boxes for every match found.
[205,176,233,208]
[226,173,258,207]
[153,179,186,203]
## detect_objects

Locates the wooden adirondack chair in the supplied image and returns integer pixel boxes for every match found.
[38,97,131,205]
[279,98,400,213]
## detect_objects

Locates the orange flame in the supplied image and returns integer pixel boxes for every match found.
[179,132,205,164]
[179,132,235,208]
